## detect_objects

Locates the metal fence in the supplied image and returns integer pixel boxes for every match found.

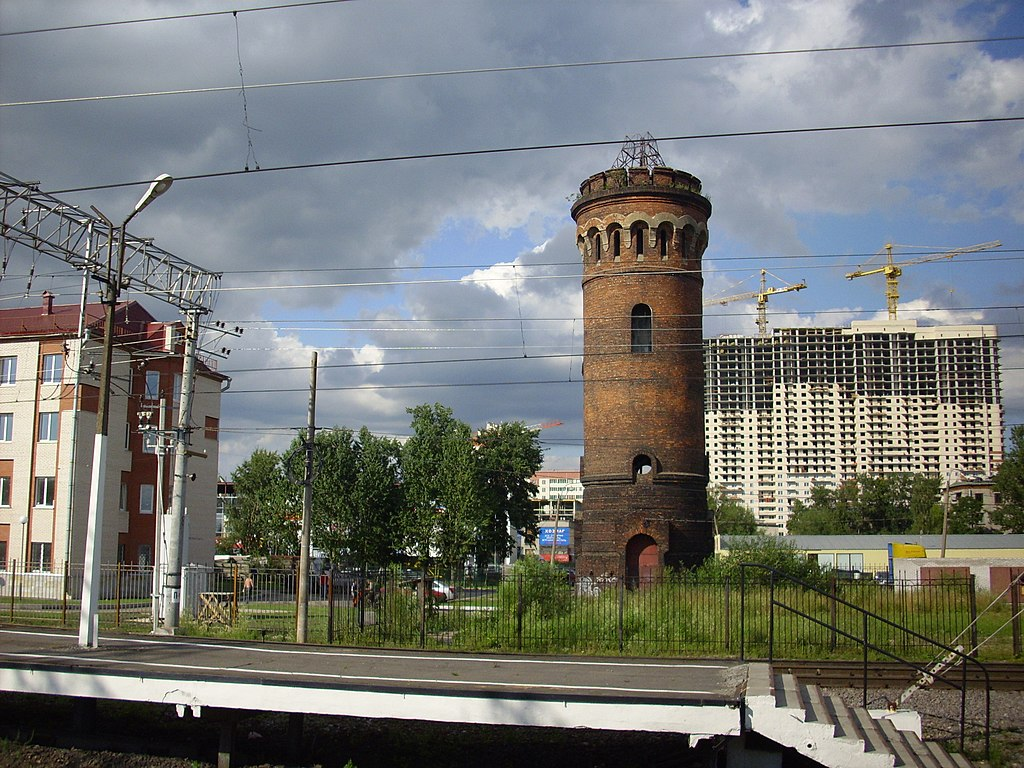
[3,561,1020,661]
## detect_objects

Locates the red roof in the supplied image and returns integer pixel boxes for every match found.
[0,294,157,342]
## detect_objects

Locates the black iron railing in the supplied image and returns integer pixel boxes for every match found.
[738,562,991,756]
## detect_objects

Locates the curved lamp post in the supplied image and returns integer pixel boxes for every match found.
[78,174,173,648]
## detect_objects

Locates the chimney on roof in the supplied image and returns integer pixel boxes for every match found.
[41,291,54,315]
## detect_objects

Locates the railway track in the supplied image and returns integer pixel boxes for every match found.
[773,658,1024,690]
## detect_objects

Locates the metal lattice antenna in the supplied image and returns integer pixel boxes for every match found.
[611,133,665,170]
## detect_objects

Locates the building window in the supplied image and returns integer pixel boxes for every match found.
[631,304,653,353]
[145,370,161,401]
[34,476,55,507]
[143,431,158,454]
[632,454,653,480]
[0,540,6,570]
[139,484,155,515]
[0,413,12,441]
[41,353,63,384]
[120,482,128,513]
[0,356,15,385]
[611,227,621,259]
[0,476,10,507]
[632,223,646,257]
[205,416,220,441]
[138,544,152,567]
[37,411,59,442]
[30,541,52,572]
[659,224,672,258]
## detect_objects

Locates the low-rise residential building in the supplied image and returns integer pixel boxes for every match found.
[0,294,227,572]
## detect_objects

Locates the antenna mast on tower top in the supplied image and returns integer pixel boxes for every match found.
[612,133,665,171]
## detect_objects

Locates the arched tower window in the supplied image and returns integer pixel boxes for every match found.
[681,224,695,259]
[632,454,653,480]
[610,226,622,259]
[631,303,653,353]
[587,227,601,262]
[631,223,647,259]
[658,223,673,259]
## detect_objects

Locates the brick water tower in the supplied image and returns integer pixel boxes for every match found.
[571,135,713,581]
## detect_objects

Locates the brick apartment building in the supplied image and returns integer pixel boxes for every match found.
[0,293,227,572]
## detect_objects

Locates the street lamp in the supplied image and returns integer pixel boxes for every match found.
[78,174,173,648]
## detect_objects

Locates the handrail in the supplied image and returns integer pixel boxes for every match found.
[738,562,991,757]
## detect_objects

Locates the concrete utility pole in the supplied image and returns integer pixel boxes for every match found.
[162,311,200,633]
[296,352,317,643]
[79,174,173,648]
[150,397,167,633]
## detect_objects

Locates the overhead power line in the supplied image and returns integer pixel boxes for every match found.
[0,0,360,37]
[4,36,1022,108]
[47,116,1024,196]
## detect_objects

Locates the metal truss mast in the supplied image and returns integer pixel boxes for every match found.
[0,171,220,313]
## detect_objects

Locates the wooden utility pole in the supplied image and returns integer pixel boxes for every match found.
[296,352,317,643]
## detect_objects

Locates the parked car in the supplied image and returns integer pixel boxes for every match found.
[403,578,456,602]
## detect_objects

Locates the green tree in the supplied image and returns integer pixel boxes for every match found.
[698,535,825,586]
[473,421,544,567]
[707,486,757,535]
[281,428,361,566]
[786,484,858,535]
[993,425,1024,533]
[348,427,404,567]
[401,404,485,576]
[227,449,297,556]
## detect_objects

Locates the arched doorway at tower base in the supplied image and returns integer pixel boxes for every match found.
[625,533,659,588]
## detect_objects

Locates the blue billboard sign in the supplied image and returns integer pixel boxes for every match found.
[538,527,570,547]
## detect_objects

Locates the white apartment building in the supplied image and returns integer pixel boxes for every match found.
[0,294,226,572]
[705,320,1004,532]
[523,471,583,563]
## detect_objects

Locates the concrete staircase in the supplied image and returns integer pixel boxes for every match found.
[740,663,974,768]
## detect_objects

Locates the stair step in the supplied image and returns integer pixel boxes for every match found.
[925,741,974,768]
[773,672,806,716]
[852,706,894,758]
[823,693,864,744]
[875,715,930,768]
[799,682,834,729]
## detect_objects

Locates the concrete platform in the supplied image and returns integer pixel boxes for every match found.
[0,627,744,739]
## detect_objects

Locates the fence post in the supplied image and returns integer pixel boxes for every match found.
[724,579,731,653]
[861,612,869,709]
[1011,574,1021,658]
[326,572,334,644]
[8,559,15,622]
[969,574,978,657]
[617,578,625,655]
[62,560,69,627]
[739,568,746,662]
[830,573,838,652]
[516,572,524,652]
[115,561,123,627]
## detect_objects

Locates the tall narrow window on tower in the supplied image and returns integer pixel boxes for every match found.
[632,223,646,258]
[631,304,653,353]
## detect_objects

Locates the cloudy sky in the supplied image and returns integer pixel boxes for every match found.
[1,0,1022,475]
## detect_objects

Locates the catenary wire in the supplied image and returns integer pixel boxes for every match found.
[4,36,1022,107]
[48,117,1024,196]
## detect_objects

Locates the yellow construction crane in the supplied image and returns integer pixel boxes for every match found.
[704,269,807,338]
[845,241,1001,320]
